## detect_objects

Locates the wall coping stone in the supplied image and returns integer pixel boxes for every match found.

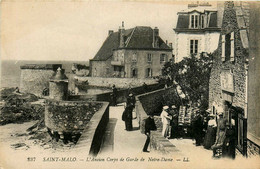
[150,130,181,155]
[20,64,62,70]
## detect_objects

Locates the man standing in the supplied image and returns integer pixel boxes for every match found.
[111,84,117,106]
[161,106,172,138]
[169,105,179,138]
[143,115,157,152]
[192,111,204,146]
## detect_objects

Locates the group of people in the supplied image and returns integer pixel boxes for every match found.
[144,104,236,159]
[160,105,178,138]
[111,82,236,158]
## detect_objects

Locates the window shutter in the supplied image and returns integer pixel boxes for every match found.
[151,69,153,77]
[230,32,235,62]
[221,35,226,62]
[136,69,138,78]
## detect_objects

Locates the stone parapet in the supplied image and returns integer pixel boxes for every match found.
[45,100,102,134]
[74,102,109,156]
[75,76,158,89]
[150,131,180,155]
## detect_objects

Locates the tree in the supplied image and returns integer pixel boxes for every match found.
[162,53,213,110]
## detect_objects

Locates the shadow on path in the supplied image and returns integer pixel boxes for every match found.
[99,118,117,154]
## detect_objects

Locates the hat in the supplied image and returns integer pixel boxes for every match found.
[218,111,224,116]
[129,93,133,96]
[163,106,169,110]
[171,105,177,109]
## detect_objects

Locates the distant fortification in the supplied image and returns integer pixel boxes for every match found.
[20,64,62,97]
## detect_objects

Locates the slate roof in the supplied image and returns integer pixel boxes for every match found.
[92,26,171,61]
[50,67,68,81]
[175,9,219,30]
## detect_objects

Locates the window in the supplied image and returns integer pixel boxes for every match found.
[190,40,198,54]
[225,33,231,60]
[132,68,137,78]
[201,15,205,29]
[160,54,167,63]
[146,68,152,77]
[222,32,235,62]
[147,54,152,63]
[190,15,199,28]
[132,53,137,62]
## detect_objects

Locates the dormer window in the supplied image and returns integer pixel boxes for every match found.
[201,15,205,29]
[190,14,199,29]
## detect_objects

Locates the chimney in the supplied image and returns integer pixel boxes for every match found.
[119,21,125,48]
[153,27,159,48]
[217,2,225,28]
[108,30,114,36]
[169,43,173,49]
[166,40,168,45]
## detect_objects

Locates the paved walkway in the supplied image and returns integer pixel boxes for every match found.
[99,104,146,156]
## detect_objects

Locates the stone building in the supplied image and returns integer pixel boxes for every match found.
[208,1,254,156]
[90,22,173,78]
[20,64,62,97]
[248,2,260,157]
[173,2,223,63]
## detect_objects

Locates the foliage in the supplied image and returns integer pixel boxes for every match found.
[162,53,213,110]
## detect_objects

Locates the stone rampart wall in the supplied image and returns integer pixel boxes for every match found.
[20,64,62,97]
[75,76,157,89]
[74,102,109,156]
[150,131,180,155]
[45,100,102,133]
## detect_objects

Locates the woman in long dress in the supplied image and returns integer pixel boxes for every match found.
[203,114,217,149]
[122,93,135,131]
[211,112,228,157]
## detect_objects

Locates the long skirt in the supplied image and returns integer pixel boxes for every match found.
[125,118,133,131]
[203,126,217,149]
[212,130,226,148]
[162,124,170,138]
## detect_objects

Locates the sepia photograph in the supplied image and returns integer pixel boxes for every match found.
[0,0,259,168]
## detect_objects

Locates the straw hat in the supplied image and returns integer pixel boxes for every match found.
[163,106,169,110]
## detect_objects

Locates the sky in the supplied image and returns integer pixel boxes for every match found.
[1,1,197,61]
